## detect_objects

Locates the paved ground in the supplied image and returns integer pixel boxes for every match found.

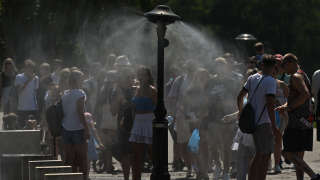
[0,112,318,179]
[89,130,320,180]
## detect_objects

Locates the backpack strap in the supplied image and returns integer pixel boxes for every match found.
[256,105,267,125]
[249,75,268,126]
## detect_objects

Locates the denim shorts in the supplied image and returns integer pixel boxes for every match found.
[62,129,85,145]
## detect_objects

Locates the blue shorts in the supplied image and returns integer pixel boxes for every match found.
[62,129,85,145]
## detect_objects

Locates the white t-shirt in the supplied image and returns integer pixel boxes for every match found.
[61,89,86,131]
[244,73,277,125]
[14,73,39,111]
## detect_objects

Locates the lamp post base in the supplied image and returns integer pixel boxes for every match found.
[150,172,170,180]
[151,120,170,180]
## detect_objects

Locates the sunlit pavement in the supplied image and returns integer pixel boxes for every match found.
[0,113,318,180]
[89,129,320,180]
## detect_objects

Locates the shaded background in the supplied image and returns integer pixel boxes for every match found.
[0,0,319,75]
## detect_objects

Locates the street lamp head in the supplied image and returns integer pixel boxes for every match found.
[144,5,181,25]
[235,33,257,41]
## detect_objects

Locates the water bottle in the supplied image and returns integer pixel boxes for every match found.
[167,115,174,126]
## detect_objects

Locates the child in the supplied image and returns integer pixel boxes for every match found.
[43,84,61,155]
[84,112,104,172]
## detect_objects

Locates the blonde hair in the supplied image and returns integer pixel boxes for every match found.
[214,57,228,65]
[59,68,71,92]
[40,63,51,73]
[59,68,71,79]
[69,69,84,88]
[2,57,17,73]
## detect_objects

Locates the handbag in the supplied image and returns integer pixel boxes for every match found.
[187,128,200,154]
[239,76,266,134]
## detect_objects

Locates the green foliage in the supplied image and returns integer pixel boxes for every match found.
[0,0,319,74]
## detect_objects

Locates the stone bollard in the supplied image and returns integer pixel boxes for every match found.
[0,130,42,180]
[35,166,72,180]
[21,154,53,180]
[0,130,41,155]
[0,154,53,180]
[44,173,83,180]
[0,154,20,180]
[29,160,63,180]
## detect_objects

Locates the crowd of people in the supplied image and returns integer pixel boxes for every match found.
[0,42,319,180]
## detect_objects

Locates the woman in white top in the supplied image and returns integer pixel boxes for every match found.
[61,70,89,180]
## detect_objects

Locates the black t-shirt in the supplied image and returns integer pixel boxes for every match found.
[1,72,15,88]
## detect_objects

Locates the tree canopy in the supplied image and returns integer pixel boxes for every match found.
[0,0,319,74]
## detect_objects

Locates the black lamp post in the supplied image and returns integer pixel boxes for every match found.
[144,5,181,180]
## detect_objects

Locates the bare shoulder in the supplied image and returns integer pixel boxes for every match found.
[291,73,307,89]
[291,73,304,82]
[277,79,287,87]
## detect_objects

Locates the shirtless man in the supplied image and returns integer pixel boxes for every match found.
[276,53,320,180]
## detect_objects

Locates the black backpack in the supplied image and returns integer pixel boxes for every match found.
[46,101,64,137]
[239,76,266,134]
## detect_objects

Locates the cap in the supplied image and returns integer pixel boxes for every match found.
[273,54,283,62]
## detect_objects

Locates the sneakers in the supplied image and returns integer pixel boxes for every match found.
[279,158,284,169]
[311,174,320,180]
[284,158,292,165]
[274,165,281,174]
